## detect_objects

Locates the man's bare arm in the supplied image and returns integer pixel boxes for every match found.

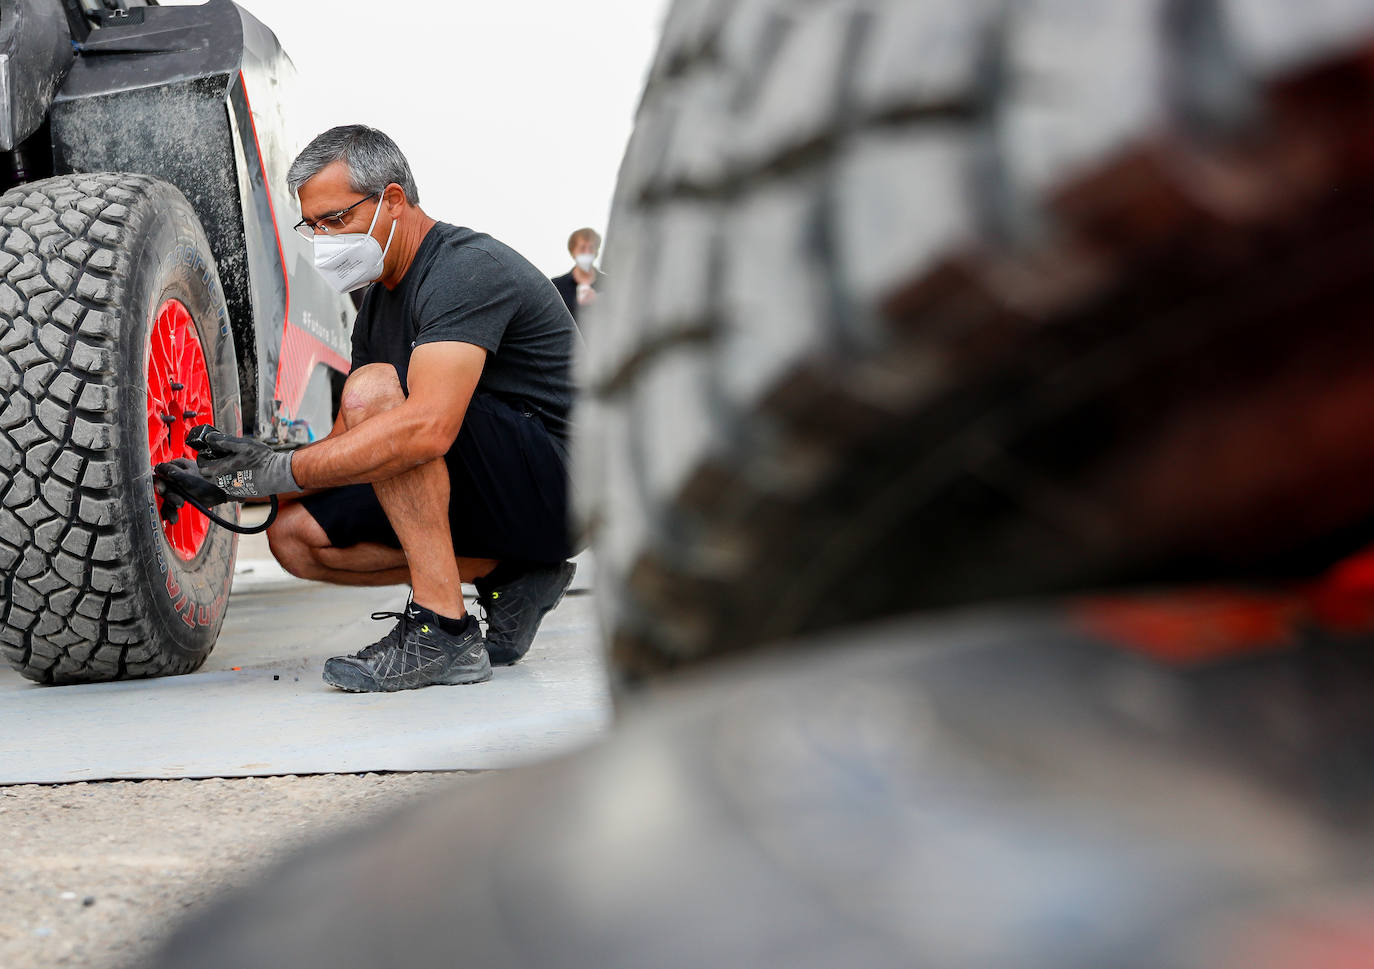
[253,406,349,504]
[290,342,486,489]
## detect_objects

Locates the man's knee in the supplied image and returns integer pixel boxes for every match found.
[339,363,405,429]
[266,502,327,580]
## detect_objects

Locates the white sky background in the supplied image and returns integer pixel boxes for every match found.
[167,0,671,276]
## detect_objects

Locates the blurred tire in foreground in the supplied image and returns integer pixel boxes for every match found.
[147,2,1374,967]
[148,606,1374,969]
[577,0,1374,677]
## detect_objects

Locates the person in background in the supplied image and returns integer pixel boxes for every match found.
[551,227,602,322]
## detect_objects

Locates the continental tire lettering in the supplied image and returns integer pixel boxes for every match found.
[165,564,233,628]
[168,244,230,338]
[178,599,195,629]
[148,502,169,575]
[207,587,229,628]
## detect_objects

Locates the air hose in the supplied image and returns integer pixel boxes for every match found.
[154,474,279,536]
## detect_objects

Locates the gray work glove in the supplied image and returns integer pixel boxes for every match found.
[193,429,299,499]
[155,457,231,523]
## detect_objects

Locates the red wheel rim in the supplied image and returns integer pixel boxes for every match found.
[147,299,215,561]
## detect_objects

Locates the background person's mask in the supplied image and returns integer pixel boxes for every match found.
[312,196,397,293]
[575,253,596,272]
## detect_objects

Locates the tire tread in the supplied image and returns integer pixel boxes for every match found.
[584,0,1374,675]
[0,173,215,682]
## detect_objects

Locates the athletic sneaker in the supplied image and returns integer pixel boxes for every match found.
[474,561,577,665]
[322,604,492,693]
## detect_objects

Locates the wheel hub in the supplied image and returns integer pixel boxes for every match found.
[147,298,214,561]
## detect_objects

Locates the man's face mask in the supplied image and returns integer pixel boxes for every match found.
[575,252,596,272]
[312,195,397,294]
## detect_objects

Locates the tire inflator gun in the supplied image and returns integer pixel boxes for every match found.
[151,425,278,536]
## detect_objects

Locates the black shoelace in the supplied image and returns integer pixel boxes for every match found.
[359,607,417,659]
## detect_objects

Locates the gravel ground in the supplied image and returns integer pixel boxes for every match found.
[0,772,471,969]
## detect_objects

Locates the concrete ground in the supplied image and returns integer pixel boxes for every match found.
[1,540,609,784]
[0,772,473,969]
[0,522,610,968]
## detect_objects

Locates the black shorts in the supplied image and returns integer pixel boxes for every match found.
[299,393,574,565]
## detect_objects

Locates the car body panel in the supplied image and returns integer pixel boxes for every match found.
[45,0,351,440]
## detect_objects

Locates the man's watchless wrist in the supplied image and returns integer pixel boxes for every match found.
[286,449,301,491]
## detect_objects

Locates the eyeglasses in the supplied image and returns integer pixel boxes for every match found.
[293,192,379,239]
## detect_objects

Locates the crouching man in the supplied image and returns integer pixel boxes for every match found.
[190,125,580,693]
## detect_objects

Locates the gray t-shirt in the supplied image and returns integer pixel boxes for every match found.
[351,222,579,453]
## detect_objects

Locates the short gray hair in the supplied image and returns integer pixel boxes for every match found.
[287,125,419,204]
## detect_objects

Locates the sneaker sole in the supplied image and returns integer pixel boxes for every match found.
[324,671,493,693]
[323,654,493,692]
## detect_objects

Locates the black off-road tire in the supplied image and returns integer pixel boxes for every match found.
[0,173,240,684]
[144,606,1374,969]
[580,0,1374,677]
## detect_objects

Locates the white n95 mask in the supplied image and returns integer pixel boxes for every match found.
[575,253,596,272]
[311,196,397,293]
